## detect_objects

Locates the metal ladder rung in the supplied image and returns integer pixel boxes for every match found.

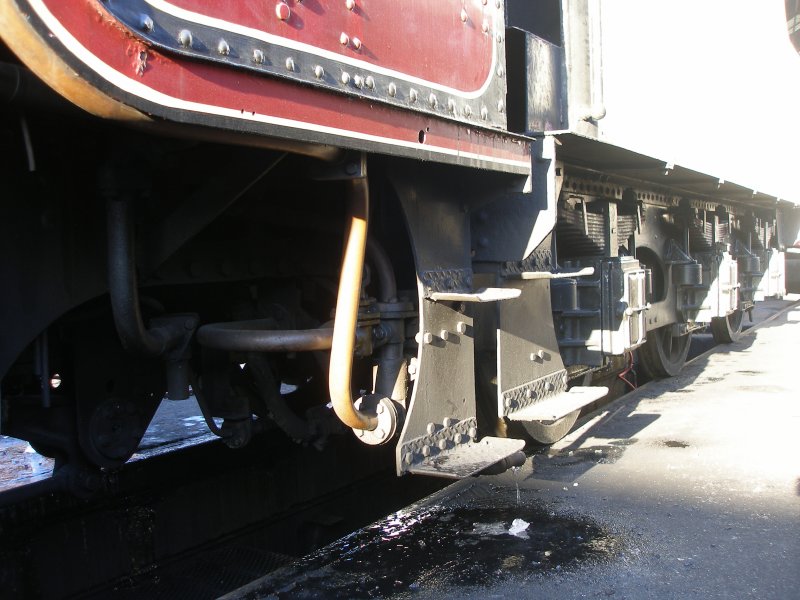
[514,267,595,281]
[508,386,608,422]
[429,288,521,303]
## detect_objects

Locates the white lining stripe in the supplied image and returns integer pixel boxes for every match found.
[26,0,530,171]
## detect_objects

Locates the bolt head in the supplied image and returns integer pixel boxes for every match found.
[285,57,295,71]
[253,49,265,64]
[460,8,468,22]
[504,397,513,409]
[409,88,418,103]
[365,76,375,89]
[468,426,478,439]
[275,2,291,20]
[456,321,467,334]
[404,453,413,465]
[422,445,431,457]
[377,403,385,415]
[439,329,450,341]
[480,106,489,120]
[140,15,154,31]
[217,39,230,55]
[443,417,455,427]
[346,0,355,9]
[388,82,397,97]
[341,71,351,84]
[314,65,324,78]
[422,332,433,345]
[438,439,448,450]
[525,389,535,399]
[178,29,192,47]
[352,37,362,49]
[340,32,350,46]
[428,93,438,108]
[426,422,436,435]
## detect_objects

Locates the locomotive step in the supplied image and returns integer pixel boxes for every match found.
[507,386,609,423]
[429,288,521,302]
[514,267,596,280]
[406,436,526,479]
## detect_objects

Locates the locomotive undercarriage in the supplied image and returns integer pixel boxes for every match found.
[0,107,785,494]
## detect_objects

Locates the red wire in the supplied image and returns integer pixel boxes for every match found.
[617,352,637,390]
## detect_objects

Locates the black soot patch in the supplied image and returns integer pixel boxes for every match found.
[249,501,623,599]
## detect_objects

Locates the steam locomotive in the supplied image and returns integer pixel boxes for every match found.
[0,0,793,494]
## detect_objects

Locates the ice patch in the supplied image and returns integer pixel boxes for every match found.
[508,518,530,538]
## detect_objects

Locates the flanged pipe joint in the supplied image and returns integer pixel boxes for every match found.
[351,395,401,445]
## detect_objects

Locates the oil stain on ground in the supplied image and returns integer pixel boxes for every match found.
[239,499,624,599]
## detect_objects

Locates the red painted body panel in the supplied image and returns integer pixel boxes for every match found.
[19,0,529,172]
[166,0,496,93]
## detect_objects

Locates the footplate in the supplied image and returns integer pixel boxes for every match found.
[399,417,525,478]
[507,386,608,422]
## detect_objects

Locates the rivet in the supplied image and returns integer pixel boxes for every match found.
[460,8,468,22]
[497,66,505,77]
[409,88,418,103]
[481,19,490,33]
[388,82,397,97]
[439,329,450,341]
[140,15,154,32]
[426,422,436,435]
[443,417,455,427]
[314,65,324,78]
[422,445,431,457]
[456,321,467,334]
[404,453,413,465]
[341,71,351,84]
[253,49,265,64]
[497,100,505,113]
[526,389,535,400]
[178,29,192,47]
[275,2,291,20]
[545,382,555,392]
[422,332,434,345]
[339,32,350,46]
[346,0,355,9]
[496,32,504,43]
[428,93,438,108]
[504,396,513,409]
[480,105,489,120]
[365,76,375,89]
[217,39,230,55]
[447,98,456,113]
[285,57,295,71]
[353,74,364,88]
[468,426,478,439]
[438,439,448,451]
[453,434,462,444]
[463,105,472,117]
[352,37,362,50]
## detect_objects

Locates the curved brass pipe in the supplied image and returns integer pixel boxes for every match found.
[329,177,379,431]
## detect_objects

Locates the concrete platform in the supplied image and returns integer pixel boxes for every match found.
[234,296,800,599]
